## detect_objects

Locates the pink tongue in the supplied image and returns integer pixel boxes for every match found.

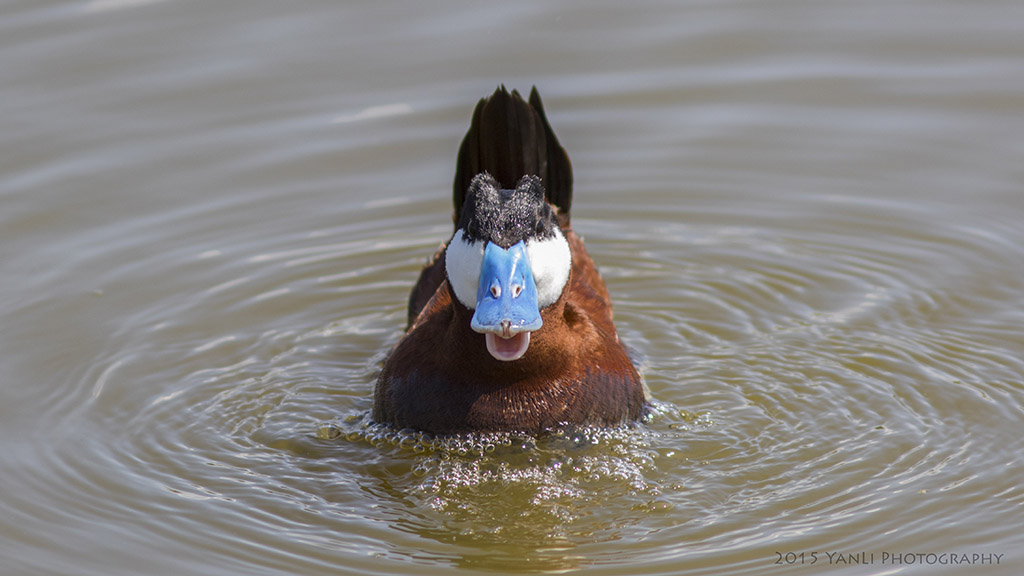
[485,331,531,361]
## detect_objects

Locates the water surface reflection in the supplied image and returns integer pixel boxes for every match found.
[1,1,1023,575]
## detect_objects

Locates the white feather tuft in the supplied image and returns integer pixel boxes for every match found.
[527,230,572,308]
[444,229,484,309]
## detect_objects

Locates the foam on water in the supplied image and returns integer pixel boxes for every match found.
[321,402,713,526]
[287,402,709,561]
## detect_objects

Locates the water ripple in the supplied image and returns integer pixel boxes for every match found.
[4,2,1024,573]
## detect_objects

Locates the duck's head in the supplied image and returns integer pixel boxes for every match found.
[445,173,572,362]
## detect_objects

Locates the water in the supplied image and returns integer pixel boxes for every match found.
[2,1,1023,575]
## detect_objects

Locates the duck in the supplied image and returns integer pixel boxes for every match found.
[372,86,648,434]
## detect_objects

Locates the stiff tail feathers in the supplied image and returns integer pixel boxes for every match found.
[452,86,573,226]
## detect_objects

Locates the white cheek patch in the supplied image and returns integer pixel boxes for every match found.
[444,229,484,309]
[526,230,571,309]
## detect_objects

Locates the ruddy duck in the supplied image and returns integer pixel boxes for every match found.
[373,86,648,433]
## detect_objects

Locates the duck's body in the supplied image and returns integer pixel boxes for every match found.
[373,87,647,434]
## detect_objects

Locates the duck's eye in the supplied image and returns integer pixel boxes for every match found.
[490,284,501,299]
[511,284,523,298]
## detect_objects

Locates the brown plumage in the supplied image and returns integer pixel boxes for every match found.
[373,86,647,434]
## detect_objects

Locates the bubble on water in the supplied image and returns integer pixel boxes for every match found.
[315,424,342,440]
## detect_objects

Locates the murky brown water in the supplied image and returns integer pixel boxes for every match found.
[2,1,1023,575]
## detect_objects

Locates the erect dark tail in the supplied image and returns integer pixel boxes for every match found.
[452,85,573,226]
